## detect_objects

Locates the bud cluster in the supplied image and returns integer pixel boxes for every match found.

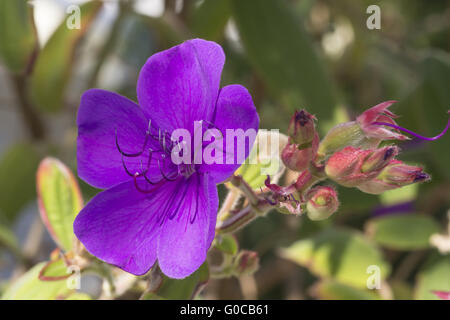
[265,101,437,220]
[281,110,318,172]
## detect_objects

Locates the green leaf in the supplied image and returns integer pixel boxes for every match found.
[214,234,238,255]
[0,143,40,223]
[232,131,288,190]
[311,280,381,300]
[366,214,440,250]
[2,262,81,300]
[39,257,72,281]
[37,158,83,251]
[230,0,337,123]
[145,263,209,300]
[415,254,450,300]
[0,0,37,73]
[191,0,231,41]
[280,228,390,288]
[29,1,102,112]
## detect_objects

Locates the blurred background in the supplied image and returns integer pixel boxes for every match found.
[0,0,449,300]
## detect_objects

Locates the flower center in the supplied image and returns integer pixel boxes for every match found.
[115,119,195,193]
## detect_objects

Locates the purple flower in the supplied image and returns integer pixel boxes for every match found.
[74,39,259,279]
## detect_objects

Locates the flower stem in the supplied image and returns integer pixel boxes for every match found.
[229,174,260,206]
[216,199,272,234]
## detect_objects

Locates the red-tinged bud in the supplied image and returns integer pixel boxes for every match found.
[318,101,408,158]
[288,110,317,146]
[281,133,319,172]
[233,250,259,276]
[306,186,339,220]
[325,146,396,187]
[357,160,430,194]
[318,121,376,158]
[361,146,398,173]
[356,101,409,141]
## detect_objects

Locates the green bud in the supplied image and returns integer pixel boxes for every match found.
[317,121,379,159]
[306,186,339,221]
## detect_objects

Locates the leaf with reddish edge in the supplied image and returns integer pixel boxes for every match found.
[432,291,450,300]
[2,262,90,300]
[36,157,83,251]
[39,256,73,282]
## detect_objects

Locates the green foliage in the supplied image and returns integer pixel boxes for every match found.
[36,158,83,251]
[366,214,440,250]
[312,280,381,300]
[415,254,450,300]
[2,262,89,300]
[231,0,337,123]
[0,0,37,73]
[191,0,231,41]
[281,228,390,288]
[0,143,40,223]
[39,258,72,281]
[214,234,239,255]
[143,263,209,300]
[29,1,102,112]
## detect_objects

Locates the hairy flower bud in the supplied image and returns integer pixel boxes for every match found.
[306,186,339,220]
[281,133,319,172]
[288,110,316,146]
[233,250,259,276]
[357,160,430,194]
[356,101,408,141]
[325,146,397,187]
[318,101,407,158]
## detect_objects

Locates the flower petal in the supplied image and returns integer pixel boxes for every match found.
[199,84,259,183]
[357,100,397,125]
[74,179,184,275]
[137,39,225,133]
[157,173,219,279]
[77,89,162,189]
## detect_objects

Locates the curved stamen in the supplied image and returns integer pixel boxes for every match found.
[143,172,163,185]
[115,128,149,157]
[121,154,137,177]
[371,111,450,141]
[158,159,179,181]
[133,173,154,193]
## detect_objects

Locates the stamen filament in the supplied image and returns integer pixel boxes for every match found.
[371,111,450,141]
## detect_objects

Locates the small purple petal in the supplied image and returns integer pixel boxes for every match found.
[157,173,218,279]
[137,39,225,133]
[372,201,415,217]
[199,84,259,183]
[73,179,175,275]
[77,89,162,189]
